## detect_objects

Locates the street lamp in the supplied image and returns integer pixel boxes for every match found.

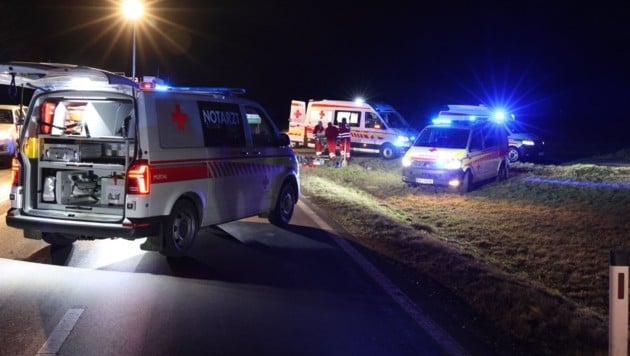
[122,0,144,80]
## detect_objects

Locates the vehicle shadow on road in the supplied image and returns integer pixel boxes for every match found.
[125,221,379,295]
[27,244,74,265]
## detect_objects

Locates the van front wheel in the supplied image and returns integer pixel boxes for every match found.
[459,171,472,194]
[380,143,397,160]
[161,199,198,258]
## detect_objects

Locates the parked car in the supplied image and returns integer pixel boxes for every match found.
[0,104,26,164]
[504,119,545,163]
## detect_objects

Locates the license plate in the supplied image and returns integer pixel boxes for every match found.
[416,178,433,184]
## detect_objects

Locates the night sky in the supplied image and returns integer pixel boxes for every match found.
[1,1,629,151]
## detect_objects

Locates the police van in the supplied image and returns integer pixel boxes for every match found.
[0,62,299,257]
[436,104,545,163]
[287,99,418,159]
[401,116,509,193]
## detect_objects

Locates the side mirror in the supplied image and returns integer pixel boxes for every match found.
[277,133,291,147]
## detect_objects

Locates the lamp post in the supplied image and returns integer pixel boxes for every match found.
[122,0,144,80]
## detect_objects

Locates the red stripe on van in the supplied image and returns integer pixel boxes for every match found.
[151,164,208,184]
[150,158,287,184]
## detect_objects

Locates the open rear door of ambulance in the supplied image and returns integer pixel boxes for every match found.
[287,100,307,147]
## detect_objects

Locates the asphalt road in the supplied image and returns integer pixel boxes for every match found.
[0,165,508,356]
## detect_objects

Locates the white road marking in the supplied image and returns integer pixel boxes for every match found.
[300,201,469,356]
[36,308,84,355]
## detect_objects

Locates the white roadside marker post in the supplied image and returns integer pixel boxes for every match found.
[609,250,629,356]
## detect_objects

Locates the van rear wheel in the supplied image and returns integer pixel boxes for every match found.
[161,199,198,258]
[269,182,296,228]
[41,232,76,247]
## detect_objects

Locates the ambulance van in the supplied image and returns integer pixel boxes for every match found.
[401,116,509,193]
[287,99,418,159]
[0,62,300,257]
[436,104,545,163]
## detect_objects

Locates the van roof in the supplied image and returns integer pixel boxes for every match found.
[0,62,138,92]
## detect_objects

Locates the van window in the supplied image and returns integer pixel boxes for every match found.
[0,109,14,124]
[469,130,482,151]
[246,106,276,147]
[482,127,500,148]
[365,112,384,129]
[38,99,134,138]
[199,101,245,148]
[415,126,469,149]
[380,111,407,129]
[334,111,360,127]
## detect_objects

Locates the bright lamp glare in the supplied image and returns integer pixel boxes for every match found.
[354,97,365,104]
[122,0,144,20]
[492,110,506,121]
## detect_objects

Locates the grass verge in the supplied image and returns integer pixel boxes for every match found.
[298,153,630,355]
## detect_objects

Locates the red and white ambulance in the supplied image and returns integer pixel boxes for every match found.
[287,99,418,159]
[402,116,509,193]
[1,62,299,257]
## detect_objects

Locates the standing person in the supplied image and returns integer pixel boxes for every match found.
[312,120,325,156]
[325,121,338,159]
[338,118,352,160]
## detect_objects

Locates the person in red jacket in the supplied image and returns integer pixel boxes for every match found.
[338,118,351,160]
[312,120,325,156]
[324,122,338,159]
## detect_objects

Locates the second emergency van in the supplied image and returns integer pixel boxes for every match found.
[401,117,509,193]
[287,99,418,159]
[1,62,299,258]
[436,104,545,163]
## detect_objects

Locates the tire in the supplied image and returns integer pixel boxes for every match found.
[269,182,296,228]
[380,143,397,160]
[459,171,472,194]
[160,199,199,258]
[41,232,76,247]
[508,146,520,163]
[496,162,508,182]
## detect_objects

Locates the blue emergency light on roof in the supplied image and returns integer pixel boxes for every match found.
[432,118,452,125]
[139,82,246,95]
[491,110,507,123]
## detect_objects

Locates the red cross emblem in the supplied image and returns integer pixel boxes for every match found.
[171,104,188,132]
[319,110,325,119]
[293,109,302,119]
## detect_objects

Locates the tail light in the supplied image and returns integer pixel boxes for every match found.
[127,160,150,195]
[10,157,20,187]
[40,102,56,134]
